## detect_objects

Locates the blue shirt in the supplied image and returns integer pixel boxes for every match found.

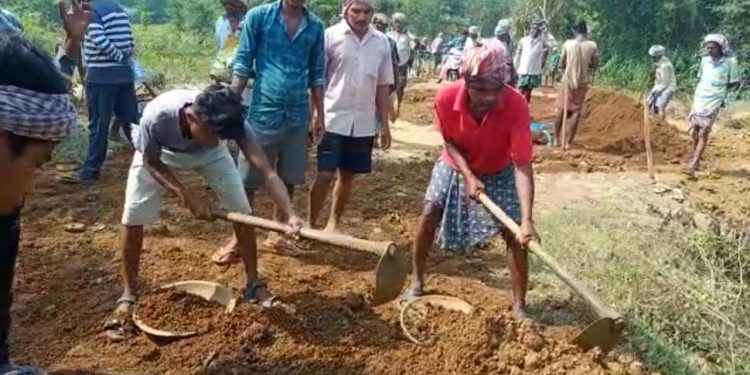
[0,8,23,34]
[233,1,325,136]
[84,0,134,84]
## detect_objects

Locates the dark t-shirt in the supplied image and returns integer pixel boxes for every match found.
[0,209,20,365]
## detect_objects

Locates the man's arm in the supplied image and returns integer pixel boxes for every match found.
[513,162,535,227]
[308,24,326,110]
[231,11,258,94]
[143,155,186,197]
[235,137,297,219]
[513,40,522,71]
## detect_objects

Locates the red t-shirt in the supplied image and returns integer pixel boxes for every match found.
[435,80,533,174]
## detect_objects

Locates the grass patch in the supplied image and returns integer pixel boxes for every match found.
[536,207,750,375]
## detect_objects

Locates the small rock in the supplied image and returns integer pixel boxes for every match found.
[524,352,542,369]
[91,223,107,232]
[629,361,646,375]
[241,322,269,343]
[142,348,160,362]
[671,188,685,203]
[342,292,365,311]
[509,366,523,375]
[520,331,544,351]
[652,183,671,194]
[63,223,86,233]
[372,227,384,234]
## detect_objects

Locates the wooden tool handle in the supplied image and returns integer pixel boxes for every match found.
[213,210,394,256]
[642,104,655,179]
[476,193,622,321]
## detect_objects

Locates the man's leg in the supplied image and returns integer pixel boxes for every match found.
[325,171,355,232]
[308,132,340,228]
[112,82,140,145]
[502,228,529,319]
[107,152,162,341]
[80,83,116,181]
[690,127,710,171]
[308,172,335,228]
[522,88,533,103]
[565,109,582,149]
[408,201,443,298]
[325,135,374,232]
[275,126,308,223]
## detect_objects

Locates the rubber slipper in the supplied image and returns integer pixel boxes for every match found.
[103,297,138,342]
[244,280,284,309]
[400,284,424,305]
[211,248,240,265]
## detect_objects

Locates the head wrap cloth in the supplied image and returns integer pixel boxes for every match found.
[342,0,375,11]
[494,19,511,36]
[704,34,730,52]
[648,45,665,57]
[0,85,78,142]
[392,12,406,24]
[460,40,508,85]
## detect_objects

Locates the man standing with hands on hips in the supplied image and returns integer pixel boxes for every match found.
[307,0,394,232]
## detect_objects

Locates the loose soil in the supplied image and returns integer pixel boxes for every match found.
[10,81,747,374]
[136,291,222,334]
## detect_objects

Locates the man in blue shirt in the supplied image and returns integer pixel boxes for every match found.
[0,9,23,34]
[220,0,325,261]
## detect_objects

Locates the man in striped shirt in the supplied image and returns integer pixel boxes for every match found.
[77,0,139,183]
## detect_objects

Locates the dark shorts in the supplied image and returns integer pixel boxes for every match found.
[317,132,375,174]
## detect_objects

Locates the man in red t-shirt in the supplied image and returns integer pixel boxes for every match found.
[406,40,536,319]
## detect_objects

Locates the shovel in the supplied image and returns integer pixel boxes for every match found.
[213,210,407,306]
[476,193,625,352]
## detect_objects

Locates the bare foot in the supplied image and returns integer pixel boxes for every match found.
[512,304,529,320]
[323,222,338,233]
[263,233,302,257]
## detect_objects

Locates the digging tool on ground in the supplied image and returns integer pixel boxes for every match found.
[213,210,407,306]
[476,193,625,353]
[560,79,569,149]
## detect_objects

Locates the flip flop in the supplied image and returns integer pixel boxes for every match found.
[211,247,241,265]
[244,280,283,309]
[104,296,139,342]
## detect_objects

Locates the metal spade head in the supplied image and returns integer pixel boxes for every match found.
[571,317,625,353]
[371,244,408,306]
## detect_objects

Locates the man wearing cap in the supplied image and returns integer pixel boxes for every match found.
[308,0,394,232]
[494,19,516,85]
[388,12,411,118]
[404,40,536,320]
[687,34,740,174]
[514,19,550,103]
[1,1,91,373]
[646,45,676,119]
[465,26,479,50]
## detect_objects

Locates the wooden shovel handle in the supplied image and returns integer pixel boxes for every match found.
[476,193,622,321]
[213,210,394,256]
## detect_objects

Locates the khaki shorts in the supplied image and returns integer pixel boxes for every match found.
[122,144,251,226]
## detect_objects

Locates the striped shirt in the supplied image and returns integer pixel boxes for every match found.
[233,1,325,136]
[84,0,134,84]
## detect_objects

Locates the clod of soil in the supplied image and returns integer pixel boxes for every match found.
[137,290,221,334]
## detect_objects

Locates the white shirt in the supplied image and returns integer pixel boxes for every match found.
[465,36,477,51]
[325,22,395,137]
[388,30,411,67]
[514,35,549,75]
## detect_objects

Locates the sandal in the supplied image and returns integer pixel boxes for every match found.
[244,280,282,309]
[401,284,424,305]
[103,295,139,342]
[211,247,240,265]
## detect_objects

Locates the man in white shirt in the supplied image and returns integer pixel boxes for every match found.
[514,19,549,103]
[308,0,394,232]
[465,26,479,50]
[646,45,677,118]
[387,12,411,118]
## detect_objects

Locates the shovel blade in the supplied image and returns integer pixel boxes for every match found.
[371,245,407,306]
[571,317,623,353]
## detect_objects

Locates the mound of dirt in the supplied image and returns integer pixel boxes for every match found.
[137,290,223,334]
[399,305,658,375]
[577,88,691,164]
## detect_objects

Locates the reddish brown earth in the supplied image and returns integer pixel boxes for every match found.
[12,82,748,374]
